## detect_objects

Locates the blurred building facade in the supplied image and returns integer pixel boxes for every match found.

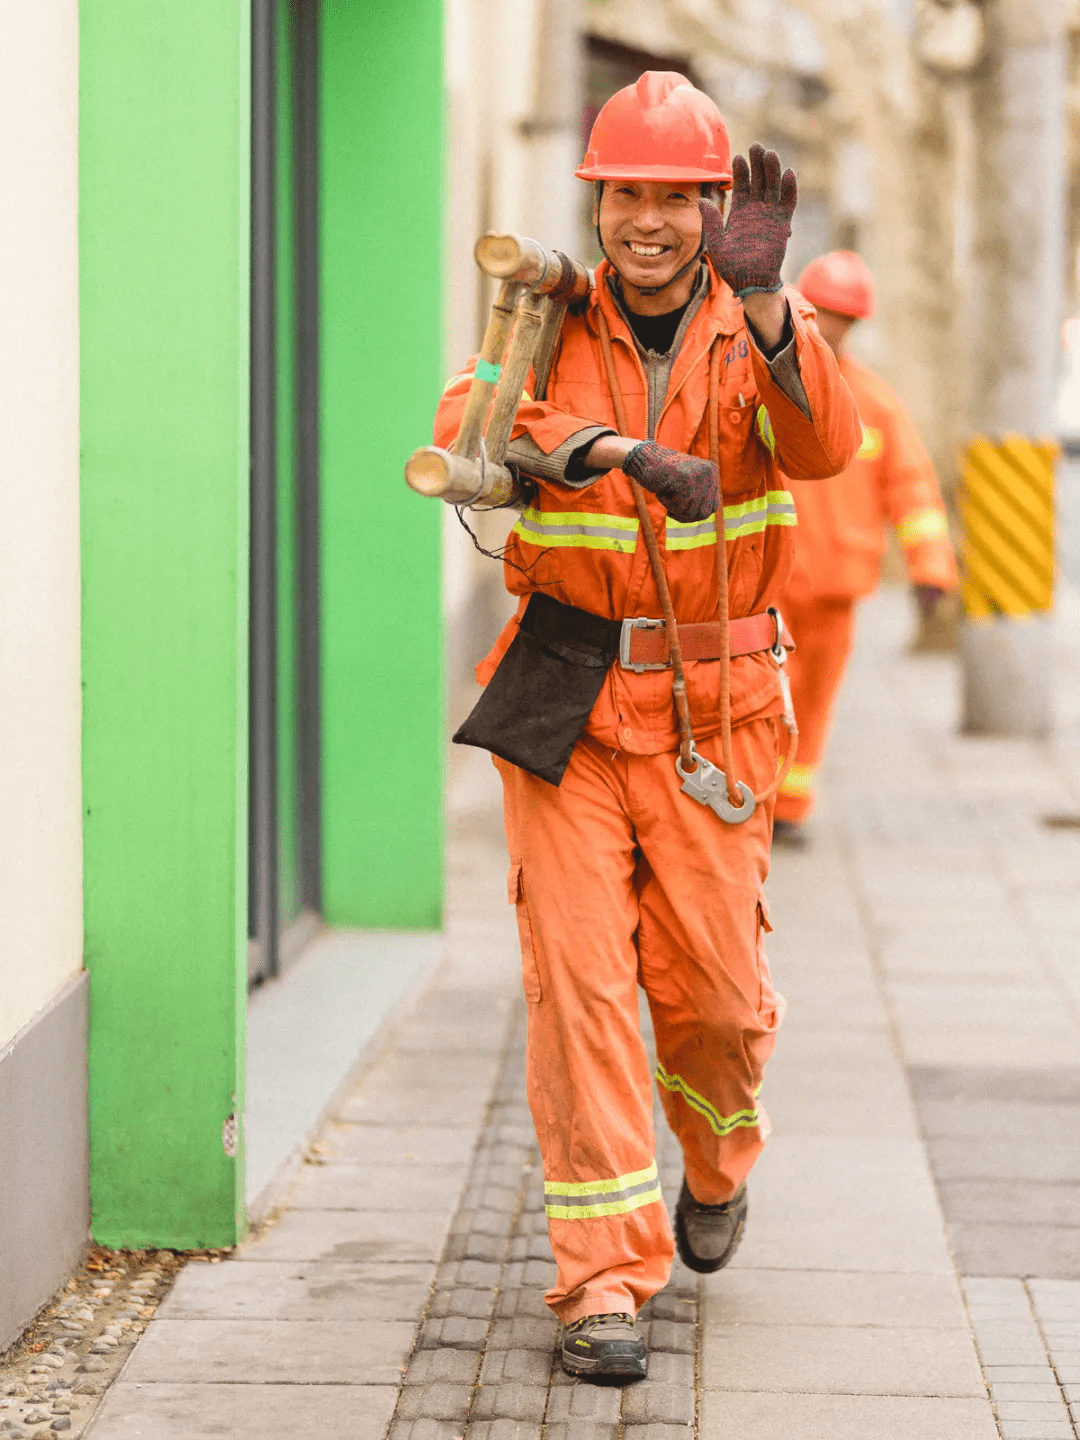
[441,0,1080,680]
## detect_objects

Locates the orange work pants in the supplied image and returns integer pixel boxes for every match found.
[497,717,784,1324]
[775,596,857,825]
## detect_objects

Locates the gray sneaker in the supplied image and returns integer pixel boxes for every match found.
[561,1311,647,1379]
[674,1178,747,1273]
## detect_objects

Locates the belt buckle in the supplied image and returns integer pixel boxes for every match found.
[620,617,668,673]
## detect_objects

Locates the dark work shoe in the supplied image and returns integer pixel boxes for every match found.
[772,818,808,848]
[561,1312,647,1379]
[675,1178,748,1274]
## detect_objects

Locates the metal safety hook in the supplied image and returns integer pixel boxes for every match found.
[675,746,757,825]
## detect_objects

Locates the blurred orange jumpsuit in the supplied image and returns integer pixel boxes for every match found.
[434,260,860,1322]
[776,353,958,824]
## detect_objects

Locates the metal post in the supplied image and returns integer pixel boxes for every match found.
[961,0,1067,734]
[293,0,322,911]
[249,0,280,981]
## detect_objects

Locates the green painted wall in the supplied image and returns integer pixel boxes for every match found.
[276,1,302,928]
[80,3,251,1246]
[319,1,445,929]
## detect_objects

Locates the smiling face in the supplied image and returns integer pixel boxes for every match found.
[596,179,714,313]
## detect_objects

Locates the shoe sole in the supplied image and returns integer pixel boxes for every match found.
[674,1207,746,1275]
[560,1349,647,1379]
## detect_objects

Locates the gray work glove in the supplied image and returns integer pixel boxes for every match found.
[624,441,719,523]
[699,143,797,298]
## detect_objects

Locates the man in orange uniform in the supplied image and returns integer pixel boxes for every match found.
[434,74,860,1379]
[774,251,958,842]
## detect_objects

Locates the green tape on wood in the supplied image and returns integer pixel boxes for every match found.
[475,358,501,384]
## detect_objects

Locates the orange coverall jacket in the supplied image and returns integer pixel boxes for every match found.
[784,352,958,605]
[434,259,862,747]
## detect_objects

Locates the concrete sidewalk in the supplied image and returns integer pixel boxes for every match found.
[78,587,1080,1440]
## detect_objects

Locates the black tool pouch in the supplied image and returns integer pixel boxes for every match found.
[453,593,621,785]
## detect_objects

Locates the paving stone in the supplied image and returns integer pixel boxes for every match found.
[86,1383,399,1439]
[621,1382,694,1424]
[546,1384,623,1422]
[622,1426,695,1440]
[320,1122,480,1167]
[991,1383,1068,1402]
[288,1160,471,1212]
[388,1419,468,1440]
[486,1317,559,1351]
[544,1423,618,1440]
[417,1316,489,1350]
[470,1384,549,1422]
[700,1390,999,1439]
[637,1351,693,1387]
[121,1318,414,1386]
[997,1424,1074,1439]
[705,1268,967,1329]
[479,1348,552,1385]
[994,1402,1071,1421]
[468,1422,543,1440]
[395,1383,473,1421]
[403,1348,479,1385]
[646,1319,695,1354]
[242,1207,451,1263]
[703,1324,983,1397]
[428,1286,495,1320]
[157,1259,435,1320]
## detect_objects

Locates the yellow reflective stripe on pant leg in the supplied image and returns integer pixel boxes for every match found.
[655,1065,765,1137]
[779,761,814,799]
[544,1160,663,1220]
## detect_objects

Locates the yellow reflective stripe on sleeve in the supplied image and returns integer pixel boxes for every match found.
[655,1066,764,1137]
[857,425,883,460]
[779,761,814,799]
[666,491,797,550]
[513,507,639,553]
[755,405,776,455]
[544,1161,662,1221]
[896,506,950,548]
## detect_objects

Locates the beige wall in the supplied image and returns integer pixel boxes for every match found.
[0,2,84,1047]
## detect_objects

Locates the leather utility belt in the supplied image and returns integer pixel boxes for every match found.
[620,610,794,673]
[453,594,792,788]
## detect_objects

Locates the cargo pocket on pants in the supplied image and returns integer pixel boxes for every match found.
[755,893,783,1031]
[508,860,542,1003]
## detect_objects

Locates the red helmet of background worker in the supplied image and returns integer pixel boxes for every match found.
[576,71,733,186]
[797,250,876,320]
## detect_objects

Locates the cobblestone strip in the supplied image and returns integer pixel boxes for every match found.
[389,999,700,1440]
[963,1278,1078,1439]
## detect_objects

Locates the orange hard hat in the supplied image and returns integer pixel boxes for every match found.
[797,251,875,319]
[576,71,733,186]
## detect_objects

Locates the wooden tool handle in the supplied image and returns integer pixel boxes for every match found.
[474,233,591,303]
[405,446,517,508]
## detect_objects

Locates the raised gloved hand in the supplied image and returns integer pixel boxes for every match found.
[623,441,719,523]
[699,143,797,298]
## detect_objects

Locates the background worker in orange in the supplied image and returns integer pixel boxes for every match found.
[774,251,959,842]
[434,74,860,1379]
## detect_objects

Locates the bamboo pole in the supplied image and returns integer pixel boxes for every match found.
[405,446,516,507]
[474,232,590,301]
[451,279,525,460]
[483,292,547,464]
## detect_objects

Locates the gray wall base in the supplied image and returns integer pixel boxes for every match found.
[0,972,89,1352]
